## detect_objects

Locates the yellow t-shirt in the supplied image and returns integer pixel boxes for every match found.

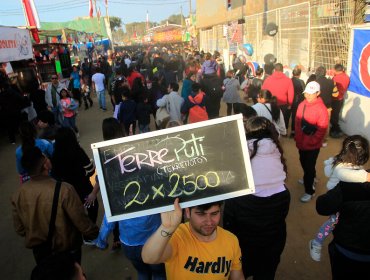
[166,223,242,280]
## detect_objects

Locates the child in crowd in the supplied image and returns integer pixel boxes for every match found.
[81,76,93,110]
[310,135,370,261]
[136,92,152,133]
[59,88,79,136]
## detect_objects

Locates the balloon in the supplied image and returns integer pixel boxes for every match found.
[243,43,254,56]
[265,22,278,37]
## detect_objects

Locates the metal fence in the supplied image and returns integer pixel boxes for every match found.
[199,0,365,71]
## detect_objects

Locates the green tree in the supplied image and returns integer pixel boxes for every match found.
[110,16,122,31]
[160,14,185,25]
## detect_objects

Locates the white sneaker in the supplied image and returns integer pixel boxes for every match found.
[309,239,322,261]
[300,193,315,202]
[322,142,328,147]
[298,178,318,185]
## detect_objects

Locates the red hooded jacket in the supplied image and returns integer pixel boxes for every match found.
[262,71,294,106]
[295,97,329,150]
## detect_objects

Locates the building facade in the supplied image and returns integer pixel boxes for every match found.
[196,0,366,72]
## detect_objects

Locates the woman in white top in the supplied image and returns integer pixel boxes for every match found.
[252,89,286,136]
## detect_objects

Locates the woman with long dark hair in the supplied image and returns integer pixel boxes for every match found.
[252,89,287,136]
[92,118,166,280]
[223,116,290,280]
[51,127,98,223]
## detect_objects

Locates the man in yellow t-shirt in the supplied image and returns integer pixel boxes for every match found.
[142,199,244,280]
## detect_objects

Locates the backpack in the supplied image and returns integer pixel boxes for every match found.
[188,95,208,124]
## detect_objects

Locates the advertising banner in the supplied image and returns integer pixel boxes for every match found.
[0,27,33,63]
[348,29,370,98]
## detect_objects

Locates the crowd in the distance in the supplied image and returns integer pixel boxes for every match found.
[3,45,370,280]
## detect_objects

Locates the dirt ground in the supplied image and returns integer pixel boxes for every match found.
[2,92,365,280]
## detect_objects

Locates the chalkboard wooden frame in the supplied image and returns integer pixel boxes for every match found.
[92,114,255,222]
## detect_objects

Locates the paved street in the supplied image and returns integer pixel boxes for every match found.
[1,94,365,279]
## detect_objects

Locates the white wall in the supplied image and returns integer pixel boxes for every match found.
[340,91,370,140]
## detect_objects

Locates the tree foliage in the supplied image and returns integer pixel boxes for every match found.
[160,14,185,25]
[110,16,122,30]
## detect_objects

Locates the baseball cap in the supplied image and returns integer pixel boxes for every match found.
[304,81,320,94]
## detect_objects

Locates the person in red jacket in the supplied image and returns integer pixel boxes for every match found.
[330,64,350,138]
[295,81,329,202]
[262,63,294,131]
[126,66,145,89]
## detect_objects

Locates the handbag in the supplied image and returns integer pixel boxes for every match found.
[301,105,318,135]
[155,96,170,126]
[33,181,61,264]
[155,106,170,127]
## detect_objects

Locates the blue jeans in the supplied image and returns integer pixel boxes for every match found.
[62,116,77,132]
[97,90,106,109]
[139,124,150,133]
[52,106,63,125]
[122,244,166,280]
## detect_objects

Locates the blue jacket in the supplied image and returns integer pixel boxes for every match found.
[94,214,161,247]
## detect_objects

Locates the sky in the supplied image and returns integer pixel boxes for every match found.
[0,0,196,27]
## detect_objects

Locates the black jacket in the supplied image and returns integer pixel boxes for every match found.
[223,190,290,248]
[316,76,334,109]
[200,75,223,118]
[316,181,370,254]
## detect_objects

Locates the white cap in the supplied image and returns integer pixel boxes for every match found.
[304,81,320,94]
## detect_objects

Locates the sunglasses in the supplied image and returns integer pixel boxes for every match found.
[51,77,58,80]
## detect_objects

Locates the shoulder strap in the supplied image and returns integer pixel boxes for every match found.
[47,181,61,245]
[262,103,273,117]
[302,104,306,118]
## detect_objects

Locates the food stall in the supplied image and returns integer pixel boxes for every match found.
[0,26,38,92]
[33,43,72,82]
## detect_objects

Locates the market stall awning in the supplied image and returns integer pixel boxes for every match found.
[40,17,108,38]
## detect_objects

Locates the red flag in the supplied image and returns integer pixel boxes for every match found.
[21,0,40,43]
[89,0,94,17]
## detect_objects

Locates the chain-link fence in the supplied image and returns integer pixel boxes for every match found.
[199,0,366,71]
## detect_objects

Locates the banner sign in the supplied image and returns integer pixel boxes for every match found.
[153,29,182,43]
[348,29,370,97]
[0,27,33,63]
[92,115,255,222]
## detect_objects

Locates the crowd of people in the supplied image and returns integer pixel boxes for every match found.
[2,45,370,280]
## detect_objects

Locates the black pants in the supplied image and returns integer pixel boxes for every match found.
[299,149,320,195]
[226,103,237,116]
[72,88,82,107]
[4,114,20,143]
[330,99,344,133]
[124,121,136,136]
[291,103,299,132]
[329,242,370,280]
[279,104,291,130]
[82,93,93,108]
[240,190,290,280]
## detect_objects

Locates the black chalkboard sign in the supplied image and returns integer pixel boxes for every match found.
[92,115,255,222]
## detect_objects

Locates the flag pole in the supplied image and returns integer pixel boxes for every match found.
[105,0,114,52]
